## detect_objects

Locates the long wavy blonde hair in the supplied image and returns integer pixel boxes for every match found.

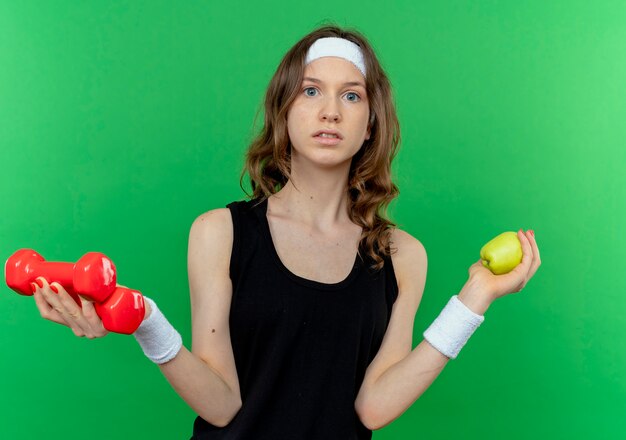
[240,23,401,270]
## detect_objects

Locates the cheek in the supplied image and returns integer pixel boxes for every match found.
[287,108,308,136]
[355,111,371,135]
[289,103,308,121]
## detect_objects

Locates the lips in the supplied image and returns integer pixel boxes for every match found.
[312,129,343,139]
[313,134,342,146]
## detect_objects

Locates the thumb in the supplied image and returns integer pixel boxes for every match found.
[80,296,103,321]
[468,259,486,276]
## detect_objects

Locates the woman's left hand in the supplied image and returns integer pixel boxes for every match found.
[459,229,541,314]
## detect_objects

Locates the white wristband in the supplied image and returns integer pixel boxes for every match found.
[133,296,183,365]
[423,295,485,359]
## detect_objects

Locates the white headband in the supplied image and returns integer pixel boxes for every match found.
[305,37,366,78]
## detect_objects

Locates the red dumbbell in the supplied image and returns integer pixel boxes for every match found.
[5,249,117,302]
[94,286,146,335]
[5,249,145,334]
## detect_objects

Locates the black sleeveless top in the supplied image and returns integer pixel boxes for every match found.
[191,198,399,440]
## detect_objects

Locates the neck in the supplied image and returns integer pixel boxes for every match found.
[269,156,353,231]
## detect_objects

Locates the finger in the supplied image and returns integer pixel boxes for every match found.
[32,286,70,326]
[34,277,70,325]
[80,300,109,337]
[517,230,534,276]
[526,230,541,279]
[518,230,540,285]
[51,282,99,336]
[36,277,87,336]
[467,259,485,277]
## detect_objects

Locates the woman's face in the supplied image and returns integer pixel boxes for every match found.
[286,56,371,169]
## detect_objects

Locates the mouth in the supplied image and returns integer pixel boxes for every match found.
[312,129,343,146]
[312,129,343,140]
[313,135,342,146]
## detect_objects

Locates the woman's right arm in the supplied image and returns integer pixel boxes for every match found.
[156,208,242,427]
[33,208,242,428]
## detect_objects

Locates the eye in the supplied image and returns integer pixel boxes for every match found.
[345,92,361,102]
[303,87,318,97]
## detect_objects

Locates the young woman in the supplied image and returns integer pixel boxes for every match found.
[31,24,541,439]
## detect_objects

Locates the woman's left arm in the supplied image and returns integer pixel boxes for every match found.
[355,229,541,430]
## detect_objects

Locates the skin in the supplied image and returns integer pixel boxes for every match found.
[275,56,371,229]
[31,55,542,430]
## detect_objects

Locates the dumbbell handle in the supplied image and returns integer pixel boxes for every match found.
[5,249,116,303]
[30,262,74,290]
[19,262,81,306]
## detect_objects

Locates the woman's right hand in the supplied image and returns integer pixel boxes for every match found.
[32,276,110,339]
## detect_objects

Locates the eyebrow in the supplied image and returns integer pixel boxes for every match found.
[302,77,366,89]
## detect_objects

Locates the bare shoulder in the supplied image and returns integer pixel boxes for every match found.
[187,206,234,311]
[388,228,427,263]
[388,227,428,294]
[187,207,234,301]
[189,208,233,246]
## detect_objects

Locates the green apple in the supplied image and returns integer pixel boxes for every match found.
[480,231,522,275]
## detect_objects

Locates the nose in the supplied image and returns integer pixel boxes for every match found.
[320,98,341,123]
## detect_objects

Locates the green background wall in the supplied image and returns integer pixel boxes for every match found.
[1,1,624,438]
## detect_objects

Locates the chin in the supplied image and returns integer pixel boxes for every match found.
[311,154,354,169]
